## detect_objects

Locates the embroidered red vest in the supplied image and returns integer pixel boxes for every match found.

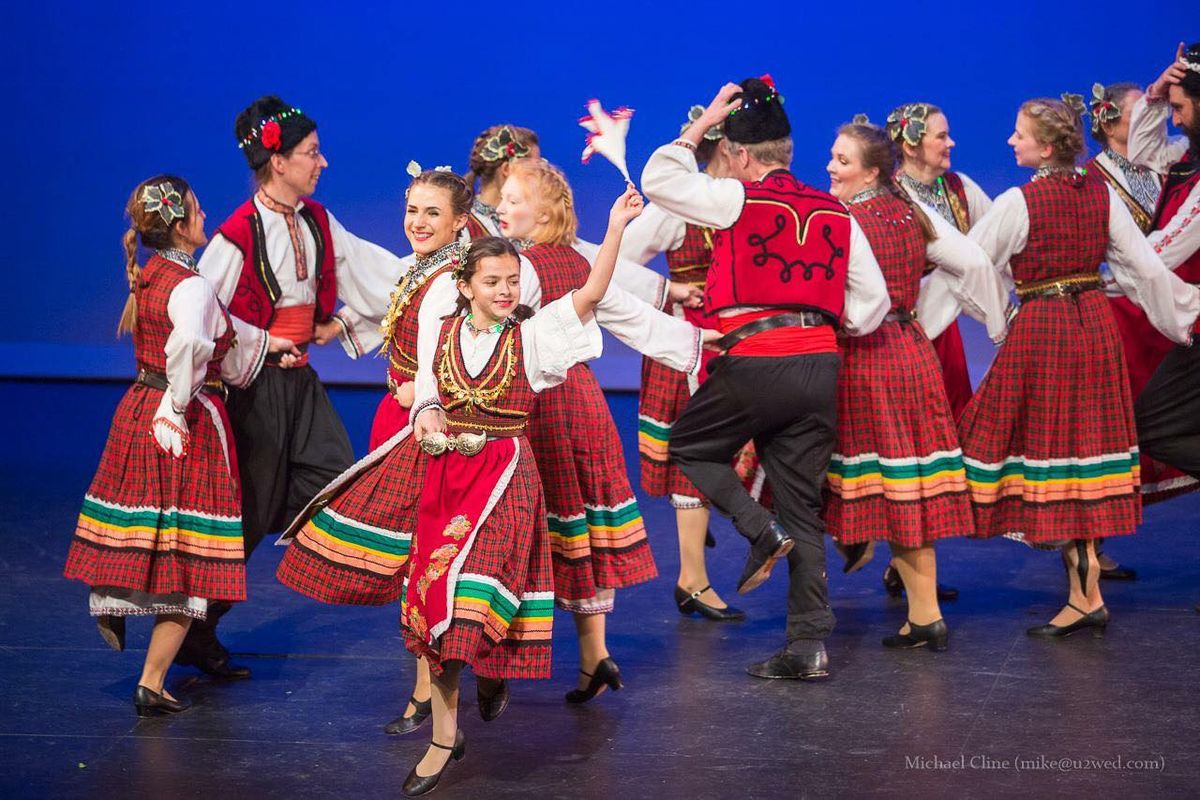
[1087,156,1156,234]
[465,214,491,240]
[1152,152,1200,284]
[1011,173,1109,284]
[215,197,338,327]
[135,254,235,382]
[522,243,590,302]
[705,171,851,320]
[384,265,456,384]
[435,316,536,438]
[942,171,973,233]
[848,194,927,312]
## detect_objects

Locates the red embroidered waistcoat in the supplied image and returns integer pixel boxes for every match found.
[135,254,234,382]
[942,171,973,233]
[1152,152,1200,284]
[215,197,338,327]
[849,194,926,312]
[1011,173,1108,283]
[384,264,456,385]
[705,170,851,320]
[435,316,536,438]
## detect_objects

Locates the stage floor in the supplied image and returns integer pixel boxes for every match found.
[3,380,1198,798]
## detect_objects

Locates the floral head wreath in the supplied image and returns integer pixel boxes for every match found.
[237,107,305,153]
[405,160,454,178]
[479,126,533,163]
[681,105,724,140]
[141,182,185,225]
[886,103,929,148]
[1086,83,1123,134]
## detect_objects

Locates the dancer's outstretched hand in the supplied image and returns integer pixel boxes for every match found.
[608,185,644,229]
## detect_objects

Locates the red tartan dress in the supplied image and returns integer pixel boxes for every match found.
[637,224,717,505]
[65,254,247,607]
[368,244,460,450]
[523,243,658,606]
[1096,153,1198,503]
[959,173,1141,542]
[823,192,973,547]
[401,316,553,679]
[928,172,977,420]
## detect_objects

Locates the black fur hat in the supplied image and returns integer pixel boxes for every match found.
[234,95,317,169]
[724,75,790,145]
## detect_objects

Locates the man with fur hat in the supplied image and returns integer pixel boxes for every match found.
[643,77,889,680]
[184,96,404,677]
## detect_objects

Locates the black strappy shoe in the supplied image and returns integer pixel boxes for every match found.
[565,657,623,704]
[402,730,466,797]
[384,696,432,735]
[674,584,746,622]
[882,619,949,651]
[1026,603,1109,639]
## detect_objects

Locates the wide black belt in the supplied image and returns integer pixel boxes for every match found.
[884,308,916,323]
[135,369,227,401]
[713,311,834,352]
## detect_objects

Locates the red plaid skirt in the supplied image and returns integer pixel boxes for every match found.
[824,321,973,547]
[930,320,974,421]
[528,364,657,602]
[276,433,422,605]
[64,385,247,601]
[637,355,705,501]
[403,444,553,679]
[959,291,1141,542]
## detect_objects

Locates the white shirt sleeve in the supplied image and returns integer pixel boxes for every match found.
[841,217,890,336]
[574,238,667,308]
[968,187,1029,290]
[958,172,994,225]
[1105,185,1200,344]
[618,203,687,264]
[408,272,462,422]
[1127,95,1190,174]
[518,254,543,309]
[328,211,408,359]
[918,203,1008,341]
[197,233,247,308]
[220,314,269,388]
[1147,178,1200,271]
[521,294,604,392]
[642,143,746,229]
[163,276,222,414]
[594,284,703,374]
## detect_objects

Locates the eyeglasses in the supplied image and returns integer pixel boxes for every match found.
[292,149,323,160]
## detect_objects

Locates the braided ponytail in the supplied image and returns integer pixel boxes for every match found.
[508,158,578,246]
[117,227,140,335]
[117,174,193,336]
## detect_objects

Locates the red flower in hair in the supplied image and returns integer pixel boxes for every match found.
[759,74,776,89]
[261,120,282,151]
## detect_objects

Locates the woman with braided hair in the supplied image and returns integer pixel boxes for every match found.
[464,124,541,237]
[64,175,294,715]
[823,120,1006,649]
[960,98,1199,637]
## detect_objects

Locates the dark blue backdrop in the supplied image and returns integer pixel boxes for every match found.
[0,3,1189,387]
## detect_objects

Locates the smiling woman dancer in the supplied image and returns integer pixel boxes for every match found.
[65,175,292,715]
[960,98,1199,638]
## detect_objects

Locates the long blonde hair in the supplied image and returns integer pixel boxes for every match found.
[117,175,192,335]
[508,158,577,247]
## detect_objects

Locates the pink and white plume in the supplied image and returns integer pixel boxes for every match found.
[580,99,635,184]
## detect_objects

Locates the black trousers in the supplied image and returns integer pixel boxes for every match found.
[226,364,355,557]
[1135,343,1200,481]
[670,353,840,641]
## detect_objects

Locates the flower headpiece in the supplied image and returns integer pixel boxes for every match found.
[406,160,453,178]
[237,107,306,152]
[479,126,533,163]
[886,103,929,148]
[1060,92,1087,118]
[851,113,871,126]
[681,105,724,141]
[1086,83,1122,134]
[451,241,471,281]
[141,182,185,225]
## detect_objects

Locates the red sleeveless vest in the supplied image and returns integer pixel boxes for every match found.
[942,171,973,233]
[215,196,338,327]
[848,194,926,312]
[1152,152,1200,284]
[705,170,851,319]
[435,316,536,438]
[1011,173,1108,283]
[135,254,234,382]
[522,243,590,302]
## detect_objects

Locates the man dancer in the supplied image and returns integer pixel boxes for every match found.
[183,96,404,677]
[1129,44,1200,533]
[643,77,888,679]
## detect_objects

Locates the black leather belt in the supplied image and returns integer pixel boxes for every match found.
[884,308,916,323]
[135,369,227,401]
[713,311,833,352]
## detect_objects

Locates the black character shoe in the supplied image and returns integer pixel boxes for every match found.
[175,651,252,680]
[736,521,794,595]
[1026,603,1109,639]
[133,685,191,718]
[1100,564,1138,581]
[882,619,949,651]
[836,540,875,574]
[384,696,433,735]
[565,657,623,704]
[477,679,509,722]
[96,615,126,652]
[402,730,466,797]
[674,584,747,622]
[746,646,830,681]
[881,565,959,601]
